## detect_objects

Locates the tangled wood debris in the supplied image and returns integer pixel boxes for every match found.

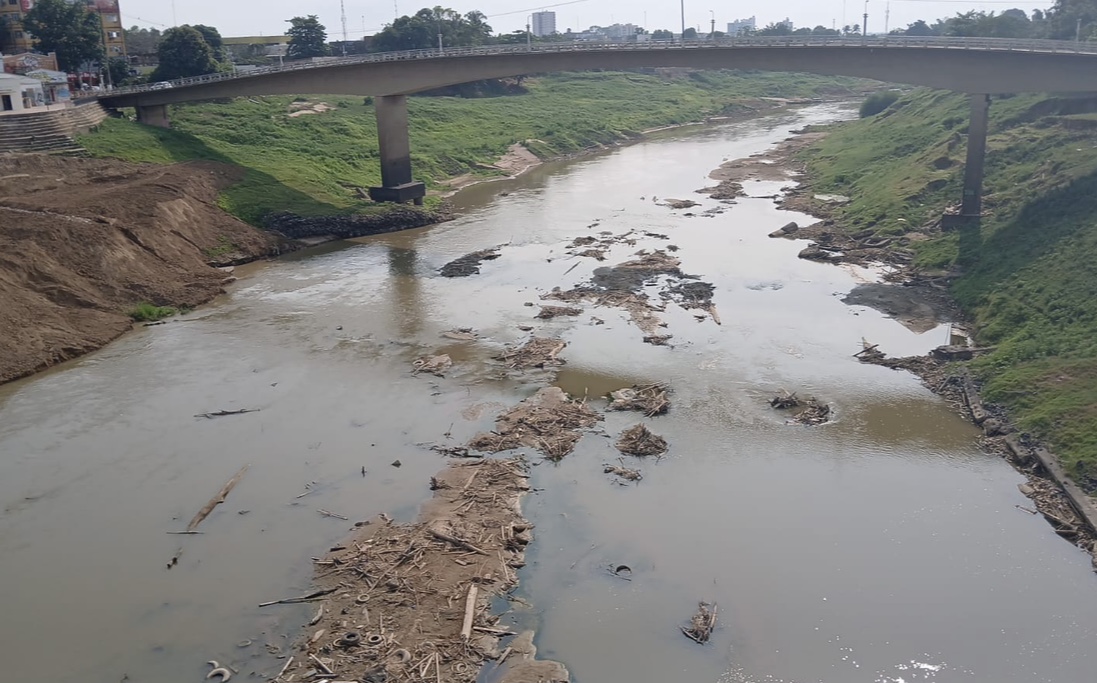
[441,328,478,341]
[194,408,258,419]
[467,387,601,460]
[412,354,453,377]
[661,198,700,210]
[604,463,643,483]
[494,337,567,370]
[769,390,800,409]
[681,602,718,644]
[608,383,671,416]
[535,305,583,319]
[439,247,502,277]
[273,459,565,683]
[616,424,668,457]
[794,399,831,425]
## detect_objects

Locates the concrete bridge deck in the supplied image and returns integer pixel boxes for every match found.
[86,36,1097,209]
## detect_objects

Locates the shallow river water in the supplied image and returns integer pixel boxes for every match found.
[2,104,1096,683]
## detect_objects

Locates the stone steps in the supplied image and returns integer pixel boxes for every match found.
[0,103,109,154]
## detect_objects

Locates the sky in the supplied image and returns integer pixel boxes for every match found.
[118,0,1056,39]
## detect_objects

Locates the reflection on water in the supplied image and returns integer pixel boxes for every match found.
[0,104,1095,683]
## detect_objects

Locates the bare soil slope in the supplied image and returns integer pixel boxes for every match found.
[0,155,285,383]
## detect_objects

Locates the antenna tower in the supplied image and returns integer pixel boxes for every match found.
[341,0,348,55]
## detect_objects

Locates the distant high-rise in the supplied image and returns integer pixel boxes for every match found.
[726,16,756,36]
[1,0,126,60]
[531,11,556,37]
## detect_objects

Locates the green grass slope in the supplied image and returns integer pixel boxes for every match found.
[802,89,1097,485]
[78,70,860,224]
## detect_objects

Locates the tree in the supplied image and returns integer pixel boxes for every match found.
[151,26,220,81]
[287,15,330,59]
[23,0,104,72]
[757,23,793,36]
[125,26,162,55]
[901,19,938,36]
[651,29,674,41]
[371,8,493,52]
[192,25,226,61]
[682,27,698,39]
[106,57,130,85]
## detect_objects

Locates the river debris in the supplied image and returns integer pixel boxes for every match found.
[769,390,800,409]
[604,461,643,483]
[440,247,502,277]
[468,387,600,460]
[194,408,259,419]
[274,459,567,683]
[661,198,700,210]
[430,444,481,459]
[642,334,674,346]
[412,354,453,377]
[662,281,721,324]
[318,508,349,521]
[206,660,232,682]
[681,602,718,644]
[608,383,671,416]
[769,391,830,425]
[535,305,582,319]
[494,337,567,370]
[258,587,338,608]
[698,178,744,202]
[441,328,478,341]
[183,464,249,532]
[793,399,831,425]
[616,424,668,456]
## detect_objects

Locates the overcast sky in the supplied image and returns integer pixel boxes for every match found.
[120,0,1054,39]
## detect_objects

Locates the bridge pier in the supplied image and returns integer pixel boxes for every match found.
[368,95,426,204]
[944,94,990,228]
[136,103,171,128]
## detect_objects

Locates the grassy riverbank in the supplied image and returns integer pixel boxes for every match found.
[78,70,862,224]
[799,89,1097,485]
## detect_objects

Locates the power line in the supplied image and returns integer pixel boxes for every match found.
[486,0,590,20]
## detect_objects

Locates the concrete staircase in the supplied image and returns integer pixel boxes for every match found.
[0,102,111,155]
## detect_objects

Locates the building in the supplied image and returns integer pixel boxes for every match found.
[79,1,126,58]
[776,17,794,31]
[0,71,44,111]
[1,1,36,53]
[531,11,556,37]
[726,16,756,36]
[0,1,125,62]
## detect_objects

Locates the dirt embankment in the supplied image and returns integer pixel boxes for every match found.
[0,155,288,384]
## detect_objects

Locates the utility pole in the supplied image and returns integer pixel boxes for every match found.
[526,15,532,50]
[863,0,869,37]
[885,1,890,34]
[340,0,348,56]
[709,10,715,39]
[680,0,685,42]
[1077,17,1083,42]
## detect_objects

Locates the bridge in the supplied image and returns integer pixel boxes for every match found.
[89,36,1097,211]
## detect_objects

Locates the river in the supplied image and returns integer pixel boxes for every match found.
[1,104,1095,683]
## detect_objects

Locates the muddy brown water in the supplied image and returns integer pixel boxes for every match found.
[2,104,1096,683]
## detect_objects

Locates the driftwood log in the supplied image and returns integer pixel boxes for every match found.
[185,464,250,532]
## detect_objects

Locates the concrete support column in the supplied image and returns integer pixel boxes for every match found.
[369,94,426,204]
[960,94,990,217]
[136,103,170,128]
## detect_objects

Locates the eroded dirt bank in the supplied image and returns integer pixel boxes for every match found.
[0,155,290,384]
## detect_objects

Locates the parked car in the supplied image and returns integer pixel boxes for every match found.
[148,81,174,90]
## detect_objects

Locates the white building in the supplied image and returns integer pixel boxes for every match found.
[0,73,45,113]
[531,11,556,37]
[726,16,756,35]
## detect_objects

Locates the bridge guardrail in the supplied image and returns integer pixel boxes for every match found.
[84,36,1097,100]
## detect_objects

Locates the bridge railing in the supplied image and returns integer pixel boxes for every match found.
[85,35,1097,100]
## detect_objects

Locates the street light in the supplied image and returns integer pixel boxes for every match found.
[680,0,685,43]
[527,14,532,50]
[863,0,869,38]
[709,10,715,40]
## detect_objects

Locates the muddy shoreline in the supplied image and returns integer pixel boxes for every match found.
[743,124,1097,565]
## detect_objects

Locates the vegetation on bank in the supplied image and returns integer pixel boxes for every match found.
[802,88,1097,485]
[78,70,862,224]
[128,303,177,322]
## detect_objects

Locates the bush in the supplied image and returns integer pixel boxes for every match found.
[859,91,901,118]
[128,302,177,322]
